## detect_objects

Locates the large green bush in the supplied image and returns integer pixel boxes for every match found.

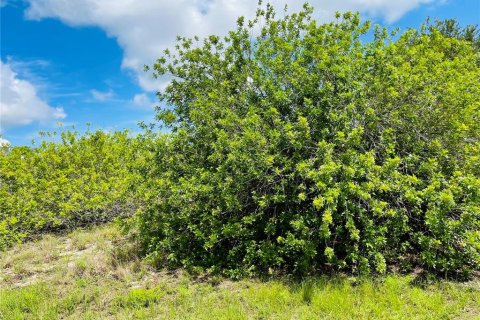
[135,4,480,278]
[0,129,140,249]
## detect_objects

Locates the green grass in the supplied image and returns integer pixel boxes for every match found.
[1,225,478,320]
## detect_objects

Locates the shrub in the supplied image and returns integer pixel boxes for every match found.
[135,4,480,278]
[0,128,140,249]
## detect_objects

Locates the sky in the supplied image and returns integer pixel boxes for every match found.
[1,0,479,146]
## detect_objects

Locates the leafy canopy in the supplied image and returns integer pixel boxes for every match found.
[136,3,480,278]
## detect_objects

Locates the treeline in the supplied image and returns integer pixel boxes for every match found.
[1,4,479,279]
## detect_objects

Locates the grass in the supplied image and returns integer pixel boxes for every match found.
[0,224,478,319]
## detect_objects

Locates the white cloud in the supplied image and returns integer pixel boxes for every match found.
[0,137,10,146]
[24,0,437,92]
[0,60,66,130]
[132,93,156,109]
[90,88,114,101]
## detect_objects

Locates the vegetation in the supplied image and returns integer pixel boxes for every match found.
[1,224,478,319]
[1,3,479,319]
[135,4,480,278]
[0,2,478,287]
[0,129,141,250]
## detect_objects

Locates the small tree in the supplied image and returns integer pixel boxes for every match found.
[137,3,480,278]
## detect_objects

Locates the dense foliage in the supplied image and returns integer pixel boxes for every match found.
[1,4,478,280]
[0,129,140,250]
[135,4,480,278]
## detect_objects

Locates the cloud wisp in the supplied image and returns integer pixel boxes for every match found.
[0,60,66,130]
[132,93,156,109]
[90,88,115,101]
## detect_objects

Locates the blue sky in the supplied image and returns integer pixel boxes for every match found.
[1,0,479,146]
